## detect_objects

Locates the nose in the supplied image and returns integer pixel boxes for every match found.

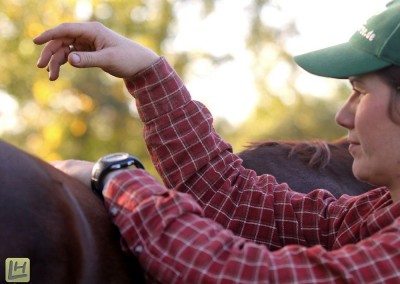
[335,97,354,130]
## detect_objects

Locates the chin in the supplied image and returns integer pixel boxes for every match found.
[352,164,374,186]
[353,166,385,188]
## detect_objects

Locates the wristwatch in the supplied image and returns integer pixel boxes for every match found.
[91,152,145,199]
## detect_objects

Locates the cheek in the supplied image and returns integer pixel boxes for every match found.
[354,102,390,164]
[355,97,389,135]
[354,107,376,143]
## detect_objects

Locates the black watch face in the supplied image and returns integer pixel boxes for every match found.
[103,153,130,162]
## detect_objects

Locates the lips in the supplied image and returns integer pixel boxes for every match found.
[347,139,360,153]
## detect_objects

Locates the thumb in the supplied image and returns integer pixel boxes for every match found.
[68,50,108,68]
[68,52,82,66]
[68,50,125,77]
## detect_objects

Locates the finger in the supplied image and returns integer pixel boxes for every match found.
[36,38,74,68]
[33,23,80,45]
[47,46,71,81]
[33,22,98,45]
[51,160,68,172]
[50,161,63,167]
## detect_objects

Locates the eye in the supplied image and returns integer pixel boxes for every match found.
[351,88,366,97]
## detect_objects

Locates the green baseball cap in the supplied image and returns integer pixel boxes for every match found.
[294,1,400,79]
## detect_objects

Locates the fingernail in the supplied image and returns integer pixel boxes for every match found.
[71,53,81,64]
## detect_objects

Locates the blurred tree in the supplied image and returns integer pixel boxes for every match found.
[0,0,350,179]
[221,0,349,152]
[0,0,192,178]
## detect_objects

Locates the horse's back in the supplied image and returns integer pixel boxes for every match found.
[0,139,144,283]
[238,138,374,197]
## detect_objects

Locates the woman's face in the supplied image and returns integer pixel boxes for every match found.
[335,73,400,190]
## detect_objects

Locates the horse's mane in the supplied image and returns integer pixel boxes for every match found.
[238,136,373,197]
[243,137,348,169]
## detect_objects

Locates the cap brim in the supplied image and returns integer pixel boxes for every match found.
[294,42,392,79]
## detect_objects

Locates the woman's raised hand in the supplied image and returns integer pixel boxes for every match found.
[34,22,160,80]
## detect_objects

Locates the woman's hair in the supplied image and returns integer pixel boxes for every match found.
[376,65,400,124]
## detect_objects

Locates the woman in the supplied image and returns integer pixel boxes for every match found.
[34,1,400,283]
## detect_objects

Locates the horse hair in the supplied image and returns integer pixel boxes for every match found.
[244,139,332,169]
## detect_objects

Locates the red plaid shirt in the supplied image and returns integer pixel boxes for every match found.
[103,57,400,283]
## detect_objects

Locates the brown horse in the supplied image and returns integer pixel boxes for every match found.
[0,139,145,283]
[237,137,374,197]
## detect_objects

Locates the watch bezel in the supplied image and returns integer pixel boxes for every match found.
[91,153,144,199]
[102,153,131,163]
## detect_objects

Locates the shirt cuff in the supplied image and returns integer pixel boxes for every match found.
[102,169,166,212]
[124,57,192,123]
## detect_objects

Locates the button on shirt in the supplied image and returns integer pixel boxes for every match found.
[103,57,400,283]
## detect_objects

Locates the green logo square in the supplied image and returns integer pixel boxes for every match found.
[5,258,30,283]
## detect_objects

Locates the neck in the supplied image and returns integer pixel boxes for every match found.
[386,182,400,202]
[390,189,400,203]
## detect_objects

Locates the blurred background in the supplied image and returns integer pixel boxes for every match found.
[0,0,385,178]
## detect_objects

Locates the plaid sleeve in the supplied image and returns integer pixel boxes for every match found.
[104,169,400,283]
